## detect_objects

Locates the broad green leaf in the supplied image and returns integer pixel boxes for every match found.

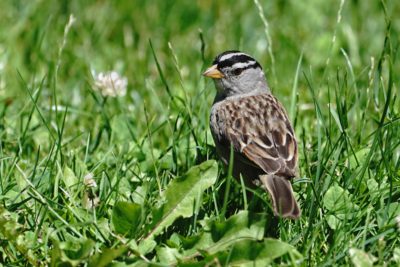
[324,184,351,212]
[129,260,152,267]
[51,238,95,266]
[347,147,370,168]
[325,185,358,209]
[326,215,342,230]
[180,238,301,266]
[366,178,379,200]
[144,160,217,240]
[112,201,142,235]
[117,176,133,199]
[349,248,376,267]
[206,211,265,254]
[137,238,157,255]
[324,184,359,229]
[157,246,182,265]
[222,238,301,266]
[88,246,127,267]
[126,236,157,255]
[63,166,78,190]
[376,202,400,228]
[95,218,112,241]
[163,211,266,264]
[131,184,149,205]
[61,239,95,261]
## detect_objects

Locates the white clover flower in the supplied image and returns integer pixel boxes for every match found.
[396,215,400,230]
[94,71,128,97]
[82,192,100,210]
[84,172,97,188]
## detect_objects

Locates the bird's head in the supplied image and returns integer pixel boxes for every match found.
[203,50,269,98]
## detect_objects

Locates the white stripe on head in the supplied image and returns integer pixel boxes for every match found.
[219,52,248,62]
[231,60,257,69]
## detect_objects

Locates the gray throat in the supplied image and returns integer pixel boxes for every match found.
[213,84,270,104]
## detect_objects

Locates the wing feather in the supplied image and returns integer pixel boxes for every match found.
[221,94,297,177]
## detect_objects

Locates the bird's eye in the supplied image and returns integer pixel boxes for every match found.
[232,68,244,76]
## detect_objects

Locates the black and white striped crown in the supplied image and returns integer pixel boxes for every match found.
[213,50,262,71]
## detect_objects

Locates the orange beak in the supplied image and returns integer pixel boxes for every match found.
[202,64,224,79]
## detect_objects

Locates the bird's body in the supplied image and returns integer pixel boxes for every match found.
[204,51,301,219]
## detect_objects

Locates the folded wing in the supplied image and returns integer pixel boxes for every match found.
[222,94,298,177]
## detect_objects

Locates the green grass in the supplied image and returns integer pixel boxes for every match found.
[0,0,399,266]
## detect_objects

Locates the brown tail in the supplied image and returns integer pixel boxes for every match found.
[260,174,301,219]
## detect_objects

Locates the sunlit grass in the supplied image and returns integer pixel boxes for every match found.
[0,0,399,265]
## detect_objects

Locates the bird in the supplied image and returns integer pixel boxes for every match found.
[203,50,301,219]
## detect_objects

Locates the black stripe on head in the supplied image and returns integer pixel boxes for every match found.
[213,51,262,71]
[212,50,240,65]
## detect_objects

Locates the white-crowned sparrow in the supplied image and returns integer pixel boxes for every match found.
[203,50,301,219]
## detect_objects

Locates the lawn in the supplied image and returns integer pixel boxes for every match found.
[0,0,399,266]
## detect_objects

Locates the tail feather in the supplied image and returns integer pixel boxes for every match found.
[260,174,301,219]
